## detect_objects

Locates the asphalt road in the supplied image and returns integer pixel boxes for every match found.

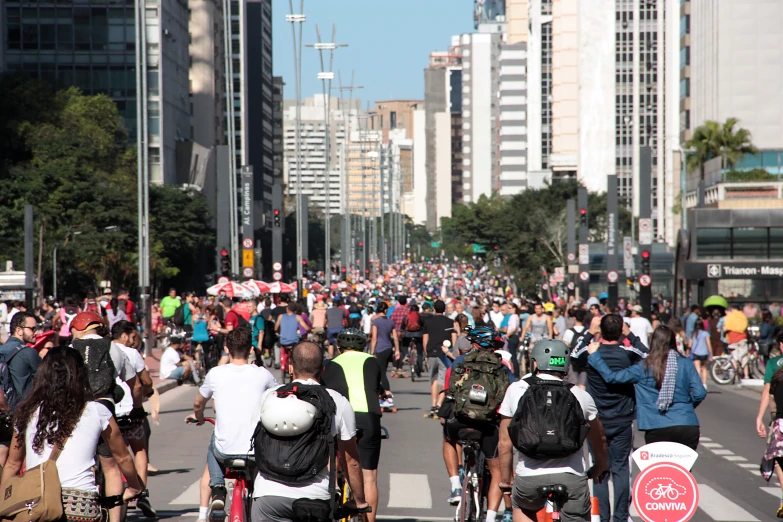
[134,370,780,522]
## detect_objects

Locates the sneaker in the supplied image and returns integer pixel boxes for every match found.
[777,501,783,519]
[448,487,463,505]
[136,496,157,519]
[502,509,513,522]
[209,485,227,514]
[379,399,391,409]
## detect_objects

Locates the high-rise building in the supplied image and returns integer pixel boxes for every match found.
[369,100,421,144]
[272,76,285,182]
[283,95,361,214]
[409,108,427,225]
[225,0,274,223]
[1,1,191,185]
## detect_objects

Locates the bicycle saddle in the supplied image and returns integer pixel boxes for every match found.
[222,456,255,469]
[457,427,483,443]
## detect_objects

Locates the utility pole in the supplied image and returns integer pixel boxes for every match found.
[307,25,347,276]
[577,188,589,300]
[566,199,576,301]
[639,147,653,316]
[287,1,306,285]
[606,175,619,309]
[221,0,239,275]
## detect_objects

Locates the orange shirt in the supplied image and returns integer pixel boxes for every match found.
[726,330,747,345]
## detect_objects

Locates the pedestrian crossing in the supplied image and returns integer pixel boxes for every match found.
[166,472,772,522]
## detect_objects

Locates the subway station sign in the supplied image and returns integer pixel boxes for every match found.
[684,262,783,279]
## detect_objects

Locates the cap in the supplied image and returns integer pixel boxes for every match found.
[70,311,104,332]
[632,305,644,313]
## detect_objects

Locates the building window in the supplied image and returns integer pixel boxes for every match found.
[390,111,397,129]
[733,228,768,260]
[695,228,731,260]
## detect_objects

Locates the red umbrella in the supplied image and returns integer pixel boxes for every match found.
[207,281,252,299]
[310,282,323,292]
[270,281,296,294]
[244,280,272,294]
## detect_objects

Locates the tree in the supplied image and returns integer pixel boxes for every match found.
[0,75,215,299]
[686,118,756,177]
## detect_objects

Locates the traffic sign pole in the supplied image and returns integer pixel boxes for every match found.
[606,175,619,310]
[566,199,577,301]
[578,188,589,301]
[639,147,653,316]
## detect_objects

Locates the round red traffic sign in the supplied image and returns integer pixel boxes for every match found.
[272,271,282,281]
[567,252,576,262]
[639,274,652,287]
[579,271,590,282]
[542,283,549,290]
[242,267,254,278]
[633,462,699,522]
[217,276,230,285]
[272,262,282,272]
[607,270,619,283]
[242,238,253,249]
[567,282,575,291]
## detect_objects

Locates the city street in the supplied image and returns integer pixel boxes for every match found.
[140,373,777,522]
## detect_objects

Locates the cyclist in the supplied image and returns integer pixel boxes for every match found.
[520,302,553,375]
[440,326,513,522]
[402,304,425,377]
[498,340,609,522]
[322,328,389,522]
[191,328,278,520]
[252,342,368,522]
[275,303,310,369]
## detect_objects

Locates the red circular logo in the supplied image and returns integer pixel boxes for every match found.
[633,462,699,522]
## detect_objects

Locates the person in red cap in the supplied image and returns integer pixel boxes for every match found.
[70,311,138,522]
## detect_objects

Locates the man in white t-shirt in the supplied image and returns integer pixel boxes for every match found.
[251,342,367,522]
[498,340,608,522]
[110,320,156,517]
[159,336,199,384]
[192,328,278,520]
[624,305,653,348]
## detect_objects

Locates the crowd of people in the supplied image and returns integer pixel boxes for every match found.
[1,256,782,522]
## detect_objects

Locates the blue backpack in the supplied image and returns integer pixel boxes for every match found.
[251,315,265,346]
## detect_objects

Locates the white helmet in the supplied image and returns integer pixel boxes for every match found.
[260,393,317,436]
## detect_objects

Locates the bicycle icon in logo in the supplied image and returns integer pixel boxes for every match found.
[645,480,687,501]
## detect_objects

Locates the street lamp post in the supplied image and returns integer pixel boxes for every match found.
[307,26,347,276]
[287,1,306,286]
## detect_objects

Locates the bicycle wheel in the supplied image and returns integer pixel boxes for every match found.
[457,476,475,522]
[710,357,735,385]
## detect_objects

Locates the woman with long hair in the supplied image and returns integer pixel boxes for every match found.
[689,319,711,389]
[370,301,400,393]
[0,347,143,521]
[586,325,706,449]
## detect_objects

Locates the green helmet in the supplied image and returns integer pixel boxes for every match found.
[530,339,570,373]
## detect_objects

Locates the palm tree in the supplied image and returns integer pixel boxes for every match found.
[686,118,757,177]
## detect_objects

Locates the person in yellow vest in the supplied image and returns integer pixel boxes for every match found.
[322,328,390,522]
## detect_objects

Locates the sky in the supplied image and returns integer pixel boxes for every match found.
[272,0,475,106]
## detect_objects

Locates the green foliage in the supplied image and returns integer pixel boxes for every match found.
[441,182,632,293]
[725,168,778,182]
[686,117,757,174]
[0,74,214,298]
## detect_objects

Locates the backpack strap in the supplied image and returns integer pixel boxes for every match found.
[49,445,63,463]
[327,434,337,519]
[4,345,25,365]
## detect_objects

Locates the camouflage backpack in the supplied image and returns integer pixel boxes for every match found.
[449,350,510,423]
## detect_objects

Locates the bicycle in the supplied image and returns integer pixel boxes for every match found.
[337,426,389,522]
[455,428,490,522]
[408,339,427,382]
[280,344,294,383]
[536,484,569,522]
[711,340,765,385]
[187,417,254,522]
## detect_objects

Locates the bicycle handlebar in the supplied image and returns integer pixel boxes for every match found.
[185,416,216,425]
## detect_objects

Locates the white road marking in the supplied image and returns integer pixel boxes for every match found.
[711,449,734,455]
[724,455,748,462]
[387,473,432,509]
[701,442,722,448]
[738,463,758,469]
[761,486,781,498]
[169,479,201,506]
[697,484,760,521]
[700,436,713,442]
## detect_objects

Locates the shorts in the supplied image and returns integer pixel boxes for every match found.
[729,339,749,362]
[354,413,382,470]
[443,417,499,460]
[168,365,187,380]
[116,416,146,443]
[327,328,342,344]
[692,354,709,362]
[512,472,591,522]
[428,357,447,386]
[252,496,330,522]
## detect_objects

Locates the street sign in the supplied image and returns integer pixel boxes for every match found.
[242,267,254,278]
[272,262,282,272]
[554,267,565,283]
[632,442,699,472]
[607,270,619,283]
[623,236,634,272]
[567,282,575,291]
[578,244,589,265]
[217,276,229,285]
[242,249,254,268]
[542,283,549,290]
[272,271,282,281]
[639,218,653,245]
[242,238,253,249]
[639,274,652,287]
[633,462,699,522]
[568,265,579,274]
[567,252,576,263]
[579,271,590,282]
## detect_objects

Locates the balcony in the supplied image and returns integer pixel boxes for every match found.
[685,152,783,209]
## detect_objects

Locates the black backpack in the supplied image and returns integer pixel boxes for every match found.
[235,313,250,331]
[72,338,125,403]
[508,376,589,459]
[0,345,25,412]
[170,305,185,327]
[253,383,337,486]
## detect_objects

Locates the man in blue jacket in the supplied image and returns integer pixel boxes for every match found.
[571,314,648,522]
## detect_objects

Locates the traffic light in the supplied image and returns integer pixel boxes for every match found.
[641,249,651,274]
[219,248,230,277]
[579,207,588,227]
[273,209,281,227]
[359,241,364,248]
[302,259,308,267]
